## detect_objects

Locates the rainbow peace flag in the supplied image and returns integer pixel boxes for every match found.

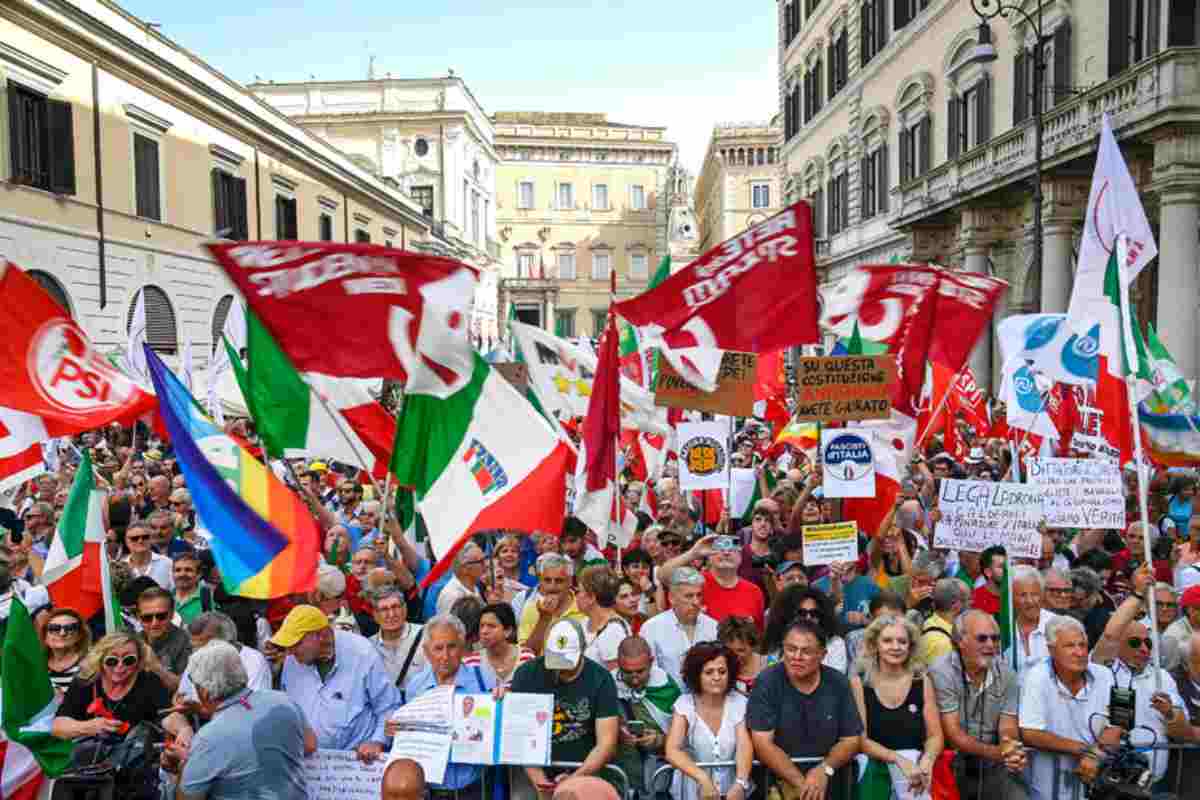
[144,346,318,598]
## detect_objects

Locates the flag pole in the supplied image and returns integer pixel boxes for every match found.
[307,385,387,501]
[1116,234,1162,691]
[914,362,970,449]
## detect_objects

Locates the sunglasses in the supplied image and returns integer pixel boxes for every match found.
[140,611,170,623]
[127,535,149,543]
[46,623,80,635]
[795,608,820,618]
[1127,637,1153,650]
[975,634,1002,644]
[103,654,139,669]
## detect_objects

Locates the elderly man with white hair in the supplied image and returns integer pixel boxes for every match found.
[178,611,272,698]
[518,552,587,655]
[1005,565,1065,676]
[639,567,718,687]
[1018,616,1123,800]
[160,640,312,800]
[1167,631,1200,786]
[435,542,486,616]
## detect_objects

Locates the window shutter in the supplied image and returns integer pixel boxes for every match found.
[894,0,909,29]
[1168,0,1198,46]
[876,0,888,51]
[828,41,836,97]
[878,145,889,213]
[948,96,960,159]
[841,174,849,229]
[1148,0,1161,56]
[827,180,835,233]
[860,3,872,66]
[813,187,824,238]
[211,169,226,236]
[1109,0,1130,77]
[135,135,160,220]
[232,176,248,240]
[898,129,909,184]
[979,73,992,144]
[1014,50,1028,123]
[1053,23,1072,108]
[860,156,870,217]
[918,117,931,177]
[47,99,75,195]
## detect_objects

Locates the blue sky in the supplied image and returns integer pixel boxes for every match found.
[117,1,779,173]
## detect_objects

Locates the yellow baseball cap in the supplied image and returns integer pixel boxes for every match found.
[269,604,330,648]
[309,461,329,472]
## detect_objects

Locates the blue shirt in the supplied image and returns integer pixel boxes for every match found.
[421,559,452,622]
[814,575,880,629]
[1168,494,1193,531]
[403,663,494,790]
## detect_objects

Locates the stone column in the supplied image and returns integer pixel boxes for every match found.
[962,244,993,391]
[1155,187,1200,379]
[1040,222,1075,314]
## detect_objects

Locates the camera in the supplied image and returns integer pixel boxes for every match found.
[1109,686,1136,732]
[1085,738,1167,800]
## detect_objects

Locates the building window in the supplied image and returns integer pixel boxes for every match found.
[809,185,825,238]
[630,252,648,279]
[557,251,576,280]
[591,309,608,335]
[7,84,75,194]
[860,146,888,220]
[828,29,848,97]
[518,180,535,209]
[555,309,576,338]
[211,294,234,352]
[1110,0,1160,77]
[127,285,178,354]
[1168,1,1198,46]
[630,184,646,210]
[318,213,333,241]
[752,183,771,209]
[899,118,931,183]
[212,169,248,240]
[275,195,298,239]
[805,0,821,13]
[517,252,535,277]
[894,0,929,30]
[592,183,609,210]
[860,0,888,67]
[355,229,371,243]
[784,2,801,46]
[592,251,611,281]
[556,182,574,209]
[28,270,72,316]
[410,185,434,216]
[133,133,161,221]
[804,57,823,122]
[827,169,848,235]
[949,75,992,158]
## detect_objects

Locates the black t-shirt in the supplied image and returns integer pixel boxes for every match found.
[510,657,619,764]
[59,670,171,729]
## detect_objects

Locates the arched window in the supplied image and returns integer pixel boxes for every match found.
[27,270,72,316]
[211,294,235,353]
[126,285,178,354]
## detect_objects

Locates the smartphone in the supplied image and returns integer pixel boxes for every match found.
[627,720,645,736]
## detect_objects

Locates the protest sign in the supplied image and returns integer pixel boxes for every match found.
[655,352,757,416]
[305,750,385,800]
[1027,458,1125,529]
[386,684,452,784]
[793,356,893,423]
[802,521,859,566]
[821,429,874,498]
[452,692,553,766]
[677,421,730,490]
[934,479,1047,558]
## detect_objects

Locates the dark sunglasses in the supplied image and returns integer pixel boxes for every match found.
[127,535,150,543]
[140,611,170,623]
[1127,637,1153,650]
[46,623,80,635]
[975,634,1002,644]
[103,654,139,669]
[795,608,821,618]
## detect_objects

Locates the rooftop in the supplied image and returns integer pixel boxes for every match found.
[492,111,664,130]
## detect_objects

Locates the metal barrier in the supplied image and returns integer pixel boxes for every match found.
[651,757,846,800]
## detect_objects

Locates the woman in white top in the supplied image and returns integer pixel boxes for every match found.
[577,565,629,670]
[665,641,753,800]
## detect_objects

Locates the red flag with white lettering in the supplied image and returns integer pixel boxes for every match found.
[612,203,819,391]
[929,271,1009,373]
[0,407,46,492]
[0,263,157,432]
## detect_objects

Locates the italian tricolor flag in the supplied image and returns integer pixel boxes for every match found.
[39,453,117,630]
[390,354,571,586]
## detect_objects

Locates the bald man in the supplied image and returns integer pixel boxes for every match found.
[381,758,425,800]
[554,776,620,800]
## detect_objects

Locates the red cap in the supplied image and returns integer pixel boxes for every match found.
[1181,585,1200,608]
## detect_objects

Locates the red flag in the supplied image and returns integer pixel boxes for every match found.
[613,203,819,391]
[0,407,46,492]
[207,243,477,393]
[929,270,1008,372]
[0,263,157,432]
[950,367,990,435]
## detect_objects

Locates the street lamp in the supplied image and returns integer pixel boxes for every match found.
[968,0,1045,282]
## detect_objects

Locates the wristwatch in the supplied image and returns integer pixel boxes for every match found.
[735,777,754,793]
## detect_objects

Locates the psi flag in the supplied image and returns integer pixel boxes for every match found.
[612,203,820,392]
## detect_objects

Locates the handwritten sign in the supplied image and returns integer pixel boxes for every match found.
[305,749,386,800]
[388,684,452,784]
[677,421,730,490]
[802,521,859,566]
[793,356,893,422]
[934,479,1047,558]
[1027,458,1126,530]
[656,352,757,416]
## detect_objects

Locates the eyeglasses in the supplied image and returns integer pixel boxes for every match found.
[46,623,80,635]
[1158,601,1179,610]
[103,654,138,669]
[127,535,149,543]
[974,634,1002,644]
[1127,637,1153,650]
[139,611,170,623]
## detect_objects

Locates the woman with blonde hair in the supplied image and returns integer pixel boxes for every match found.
[51,632,193,746]
[39,607,91,697]
[850,614,943,800]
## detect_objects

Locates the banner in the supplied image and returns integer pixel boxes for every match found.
[677,421,731,490]
[1027,458,1125,529]
[802,521,859,566]
[820,429,875,498]
[655,352,757,416]
[794,356,893,422]
[934,479,1047,558]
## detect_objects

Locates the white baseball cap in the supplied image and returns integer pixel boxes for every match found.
[544,619,585,671]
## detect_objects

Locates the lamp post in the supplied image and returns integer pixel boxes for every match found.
[969,0,1045,282]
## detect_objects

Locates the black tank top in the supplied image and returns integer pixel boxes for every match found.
[864,676,927,751]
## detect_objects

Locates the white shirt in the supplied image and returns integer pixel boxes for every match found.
[1005,609,1064,677]
[124,552,174,590]
[639,609,719,687]
[370,623,427,683]
[435,574,481,616]
[584,616,630,666]
[1175,562,1200,593]
[178,645,272,700]
[1108,659,1185,782]
[1019,661,1115,800]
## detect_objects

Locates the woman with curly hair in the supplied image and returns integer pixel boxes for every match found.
[849,614,943,800]
[717,616,765,694]
[762,585,849,672]
[664,641,753,800]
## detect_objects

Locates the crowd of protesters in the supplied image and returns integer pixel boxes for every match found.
[3,416,1200,800]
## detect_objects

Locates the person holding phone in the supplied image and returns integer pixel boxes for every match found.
[657,534,765,629]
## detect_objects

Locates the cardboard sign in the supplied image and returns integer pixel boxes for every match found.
[934,479,1047,558]
[793,356,893,422]
[821,429,875,497]
[802,521,859,566]
[677,421,731,490]
[492,362,529,392]
[1027,458,1126,529]
[305,749,386,800]
[656,352,757,416]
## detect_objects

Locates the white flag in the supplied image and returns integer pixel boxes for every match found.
[180,338,194,393]
[124,289,149,382]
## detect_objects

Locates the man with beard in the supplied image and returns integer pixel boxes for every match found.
[929,609,1028,800]
[611,636,679,800]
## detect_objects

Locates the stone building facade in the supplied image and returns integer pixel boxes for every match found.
[694,119,785,253]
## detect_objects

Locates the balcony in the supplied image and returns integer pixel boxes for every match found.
[500,276,558,292]
[889,47,1199,229]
